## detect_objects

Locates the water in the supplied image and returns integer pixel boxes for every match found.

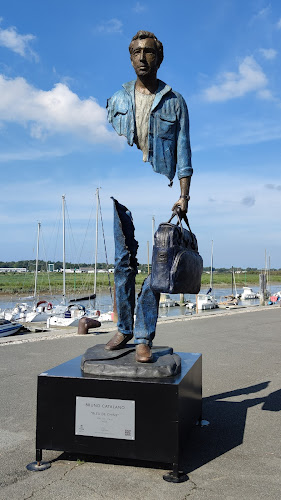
[1,285,280,317]
[158,284,281,318]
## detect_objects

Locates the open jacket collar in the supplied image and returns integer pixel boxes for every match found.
[122,79,172,111]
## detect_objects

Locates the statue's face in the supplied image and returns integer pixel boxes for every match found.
[130,38,159,78]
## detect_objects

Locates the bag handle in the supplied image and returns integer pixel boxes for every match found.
[168,209,182,227]
[168,208,191,232]
[168,209,197,247]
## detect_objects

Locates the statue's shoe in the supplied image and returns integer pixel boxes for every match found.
[105,331,133,350]
[135,344,152,363]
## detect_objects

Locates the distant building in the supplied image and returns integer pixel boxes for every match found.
[0,268,27,273]
[80,267,94,273]
[64,268,82,274]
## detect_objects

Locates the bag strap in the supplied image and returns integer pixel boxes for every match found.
[181,212,193,234]
[168,209,196,246]
[168,209,183,228]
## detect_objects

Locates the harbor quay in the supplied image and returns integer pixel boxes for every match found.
[0,307,280,500]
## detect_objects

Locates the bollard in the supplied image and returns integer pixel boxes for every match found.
[78,317,101,335]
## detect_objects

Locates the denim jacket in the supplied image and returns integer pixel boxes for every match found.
[107,80,193,183]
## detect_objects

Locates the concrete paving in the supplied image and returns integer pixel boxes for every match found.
[0,306,280,499]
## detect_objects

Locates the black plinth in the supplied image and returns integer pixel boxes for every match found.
[34,351,202,471]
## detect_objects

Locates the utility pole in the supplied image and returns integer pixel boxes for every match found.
[94,188,99,307]
[152,216,155,247]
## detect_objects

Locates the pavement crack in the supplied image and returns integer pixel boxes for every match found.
[63,464,108,498]
[181,478,198,498]
[23,464,78,500]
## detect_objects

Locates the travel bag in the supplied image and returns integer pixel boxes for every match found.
[151,211,203,294]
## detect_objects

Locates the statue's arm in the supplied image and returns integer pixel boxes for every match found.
[172,96,193,213]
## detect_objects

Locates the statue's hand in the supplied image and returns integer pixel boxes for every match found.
[172,197,188,214]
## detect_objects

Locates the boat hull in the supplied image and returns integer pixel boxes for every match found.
[0,321,22,338]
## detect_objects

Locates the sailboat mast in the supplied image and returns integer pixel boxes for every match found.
[62,195,66,305]
[210,240,213,290]
[268,255,270,294]
[94,188,99,304]
[34,222,41,299]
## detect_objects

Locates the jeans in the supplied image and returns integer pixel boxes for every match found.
[113,198,160,346]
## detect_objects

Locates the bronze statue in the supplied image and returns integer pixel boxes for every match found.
[105,31,193,363]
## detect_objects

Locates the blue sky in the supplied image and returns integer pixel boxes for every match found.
[0,0,280,269]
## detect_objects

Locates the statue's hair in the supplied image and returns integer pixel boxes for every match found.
[129,30,163,67]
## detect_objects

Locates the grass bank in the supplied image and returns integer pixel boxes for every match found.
[1,271,280,295]
[0,272,145,295]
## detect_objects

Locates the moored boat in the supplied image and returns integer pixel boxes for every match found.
[240,287,258,300]
[186,293,218,311]
[0,319,23,338]
[159,294,177,308]
[197,294,218,310]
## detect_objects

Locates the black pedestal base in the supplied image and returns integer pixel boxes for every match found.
[163,470,188,483]
[26,461,51,472]
[30,351,202,480]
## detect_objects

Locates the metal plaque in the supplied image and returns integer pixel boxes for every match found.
[75,396,135,440]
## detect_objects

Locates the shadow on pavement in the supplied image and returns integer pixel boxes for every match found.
[182,381,281,474]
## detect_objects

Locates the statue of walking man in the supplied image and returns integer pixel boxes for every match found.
[105,31,193,362]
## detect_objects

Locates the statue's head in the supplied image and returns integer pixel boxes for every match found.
[129,31,164,78]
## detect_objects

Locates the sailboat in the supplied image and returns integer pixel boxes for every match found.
[0,223,54,323]
[48,191,112,327]
[219,267,239,307]
[85,188,114,323]
[186,240,218,311]
[198,241,218,309]
[48,195,90,327]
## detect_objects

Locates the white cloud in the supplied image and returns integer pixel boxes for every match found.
[256,88,275,100]
[0,75,122,147]
[277,17,281,29]
[96,19,123,34]
[133,2,147,13]
[0,21,38,60]
[203,56,268,102]
[250,5,271,24]
[256,6,271,18]
[0,149,67,162]
[259,48,277,60]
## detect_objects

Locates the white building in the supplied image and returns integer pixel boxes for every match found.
[0,268,27,273]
